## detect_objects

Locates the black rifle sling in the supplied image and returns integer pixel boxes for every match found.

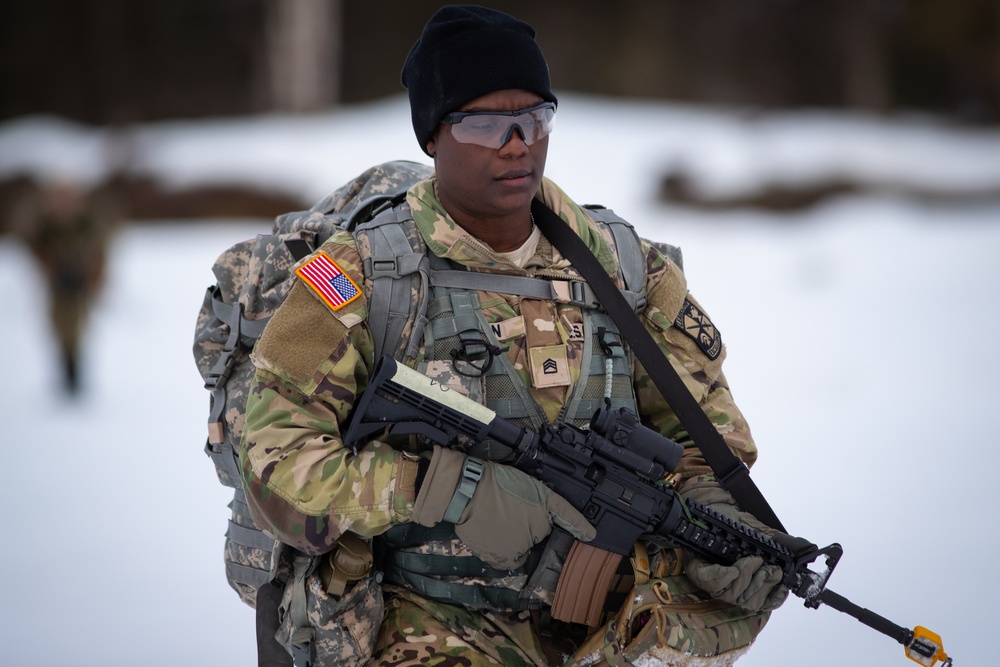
[531,200,786,533]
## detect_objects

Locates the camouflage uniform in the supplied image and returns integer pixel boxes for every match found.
[240,175,759,666]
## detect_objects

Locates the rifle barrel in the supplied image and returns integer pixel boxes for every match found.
[816,588,913,646]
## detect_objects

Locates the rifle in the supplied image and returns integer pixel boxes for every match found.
[344,356,954,667]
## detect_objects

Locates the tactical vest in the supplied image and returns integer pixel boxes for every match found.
[352,201,651,611]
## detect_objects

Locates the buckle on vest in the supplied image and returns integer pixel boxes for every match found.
[364,257,400,280]
[443,457,485,524]
[554,280,600,310]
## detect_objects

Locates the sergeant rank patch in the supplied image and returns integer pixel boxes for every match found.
[295,253,361,311]
[674,298,722,360]
[528,344,571,388]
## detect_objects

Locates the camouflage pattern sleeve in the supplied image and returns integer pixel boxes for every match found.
[239,233,420,556]
[634,240,758,484]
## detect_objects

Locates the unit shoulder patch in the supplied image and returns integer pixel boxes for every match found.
[674,297,722,360]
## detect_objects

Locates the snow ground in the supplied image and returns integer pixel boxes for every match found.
[1,94,996,666]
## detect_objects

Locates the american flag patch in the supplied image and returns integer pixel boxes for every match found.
[295,253,361,311]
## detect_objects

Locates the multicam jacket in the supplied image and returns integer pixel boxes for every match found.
[239,176,757,564]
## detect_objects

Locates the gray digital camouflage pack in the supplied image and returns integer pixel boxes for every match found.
[193,160,435,606]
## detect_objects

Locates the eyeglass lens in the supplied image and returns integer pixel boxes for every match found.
[449,107,555,149]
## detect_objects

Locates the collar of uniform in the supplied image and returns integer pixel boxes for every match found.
[406,176,618,276]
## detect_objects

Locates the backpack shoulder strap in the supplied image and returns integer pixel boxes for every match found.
[585,204,685,274]
[583,205,647,301]
[353,203,430,362]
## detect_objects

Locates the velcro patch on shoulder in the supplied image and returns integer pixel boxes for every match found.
[253,280,350,390]
[295,252,362,312]
[674,298,723,360]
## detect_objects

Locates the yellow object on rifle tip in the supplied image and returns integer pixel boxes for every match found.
[905,626,952,667]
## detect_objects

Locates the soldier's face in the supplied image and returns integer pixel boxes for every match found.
[428,88,549,224]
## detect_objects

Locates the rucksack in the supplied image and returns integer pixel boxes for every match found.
[193,160,434,607]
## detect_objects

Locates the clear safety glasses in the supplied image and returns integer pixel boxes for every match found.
[441,102,556,149]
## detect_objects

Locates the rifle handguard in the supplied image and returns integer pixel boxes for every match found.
[771,532,818,559]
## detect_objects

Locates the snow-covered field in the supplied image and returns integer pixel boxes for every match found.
[1,94,996,666]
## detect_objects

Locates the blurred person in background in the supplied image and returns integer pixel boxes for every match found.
[3,178,119,394]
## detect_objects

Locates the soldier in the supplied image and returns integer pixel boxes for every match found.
[19,180,117,394]
[240,6,789,666]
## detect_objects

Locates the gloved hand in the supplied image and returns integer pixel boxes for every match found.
[411,446,597,570]
[680,479,801,612]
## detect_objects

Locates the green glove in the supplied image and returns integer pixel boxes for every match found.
[411,446,597,570]
[681,479,795,612]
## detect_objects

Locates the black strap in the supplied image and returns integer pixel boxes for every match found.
[256,581,293,667]
[284,237,314,262]
[531,200,786,532]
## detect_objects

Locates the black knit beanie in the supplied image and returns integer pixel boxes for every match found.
[401,5,557,155]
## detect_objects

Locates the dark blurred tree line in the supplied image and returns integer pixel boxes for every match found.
[3,0,999,396]
[2,0,999,125]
